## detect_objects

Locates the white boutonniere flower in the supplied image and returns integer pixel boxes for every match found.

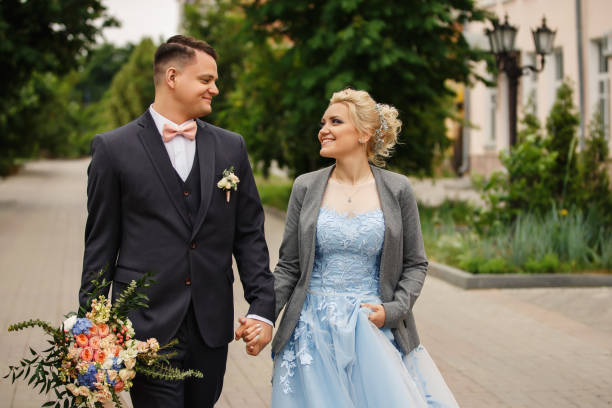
[217,166,240,203]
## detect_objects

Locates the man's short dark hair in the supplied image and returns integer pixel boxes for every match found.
[154,35,217,84]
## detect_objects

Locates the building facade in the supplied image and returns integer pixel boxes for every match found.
[462,0,612,176]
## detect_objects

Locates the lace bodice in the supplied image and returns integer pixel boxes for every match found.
[308,206,385,298]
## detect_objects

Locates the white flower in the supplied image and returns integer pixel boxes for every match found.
[217,178,228,189]
[124,358,136,370]
[299,353,313,365]
[102,356,114,370]
[283,350,295,362]
[225,181,232,190]
[63,315,77,332]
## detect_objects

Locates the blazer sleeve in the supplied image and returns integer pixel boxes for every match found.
[232,136,276,322]
[382,181,428,328]
[79,135,122,308]
[272,177,305,320]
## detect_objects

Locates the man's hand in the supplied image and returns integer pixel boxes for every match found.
[361,303,386,328]
[234,317,273,356]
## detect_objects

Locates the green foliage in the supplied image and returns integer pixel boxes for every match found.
[0,0,116,102]
[104,39,157,128]
[578,110,612,215]
[183,0,491,176]
[254,173,293,210]
[545,80,581,203]
[240,0,491,176]
[420,200,611,274]
[0,0,116,175]
[477,80,612,231]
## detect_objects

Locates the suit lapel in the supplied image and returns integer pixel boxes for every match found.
[136,111,191,228]
[300,165,334,279]
[191,119,216,240]
[372,165,402,286]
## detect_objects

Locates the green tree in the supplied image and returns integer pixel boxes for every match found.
[477,98,557,227]
[239,0,492,174]
[579,110,612,215]
[545,80,580,203]
[103,39,157,129]
[75,43,135,105]
[0,0,116,175]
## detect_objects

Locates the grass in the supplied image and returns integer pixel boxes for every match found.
[420,200,612,274]
[254,172,293,211]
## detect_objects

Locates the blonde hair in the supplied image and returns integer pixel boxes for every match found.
[329,88,401,167]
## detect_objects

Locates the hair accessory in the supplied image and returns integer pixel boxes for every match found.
[374,103,388,151]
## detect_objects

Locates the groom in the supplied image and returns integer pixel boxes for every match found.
[79,35,274,407]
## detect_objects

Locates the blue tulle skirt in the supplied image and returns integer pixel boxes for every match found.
[271,291,459,407]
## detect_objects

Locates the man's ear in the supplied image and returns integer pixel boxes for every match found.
[165,67,179,89]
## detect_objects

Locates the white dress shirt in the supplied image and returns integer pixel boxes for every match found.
[149,105,196,182]
[148,105,273,328]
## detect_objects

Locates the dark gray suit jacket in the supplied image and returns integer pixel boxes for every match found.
[79,111,275,347]
[272,164,428,355]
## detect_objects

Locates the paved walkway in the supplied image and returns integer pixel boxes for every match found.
[1,159,611,407]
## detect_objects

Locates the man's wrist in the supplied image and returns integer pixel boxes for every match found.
[246,314,273,327]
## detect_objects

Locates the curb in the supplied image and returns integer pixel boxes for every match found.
[428,261,612,289]
[263,206,612,289]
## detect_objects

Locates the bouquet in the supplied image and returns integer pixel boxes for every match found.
[5,272,202,408]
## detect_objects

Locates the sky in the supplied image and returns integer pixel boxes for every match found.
[100,0,181,46]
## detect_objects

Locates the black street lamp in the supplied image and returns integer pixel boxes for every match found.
[485,15,556,146]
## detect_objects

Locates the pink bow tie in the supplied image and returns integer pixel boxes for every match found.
[162,121,197,143]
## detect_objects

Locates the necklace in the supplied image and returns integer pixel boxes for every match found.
[330,177,374,203]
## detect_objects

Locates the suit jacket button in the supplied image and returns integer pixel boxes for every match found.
[185,278,191,286]
[183,190,190,196]
[190,242,196,249]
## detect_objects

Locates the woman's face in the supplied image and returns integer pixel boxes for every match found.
[318,103,365,160]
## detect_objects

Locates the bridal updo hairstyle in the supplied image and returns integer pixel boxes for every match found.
[329,88,401,167]
[154,35,217,85]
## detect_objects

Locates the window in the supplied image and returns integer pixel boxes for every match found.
[595,38,610,138]
[554,50,564,81]
[522,52,538,115]
[598,37,609,74]
[488,89,498,144]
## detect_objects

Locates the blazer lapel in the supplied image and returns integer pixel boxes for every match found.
[372,165,402,286]
[299,165,334,279]
[191,119,216,240]
[136,111,191,228]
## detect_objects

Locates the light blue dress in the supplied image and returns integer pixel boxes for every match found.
[271,207,459,407]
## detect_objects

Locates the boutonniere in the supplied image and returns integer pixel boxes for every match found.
[217,166,240,203]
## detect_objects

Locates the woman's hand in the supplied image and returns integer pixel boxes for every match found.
[361,303,386,328]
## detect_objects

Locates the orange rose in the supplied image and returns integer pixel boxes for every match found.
[89,336,101,349]
[94,350,106,364]
[97,323,110,338]
[114,381,125,393]
[111,345,122,357]
[81,347,94,362]
[75,334,89,348]
[88,325,98,337]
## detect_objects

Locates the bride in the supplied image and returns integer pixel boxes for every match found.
[244,88,459,407]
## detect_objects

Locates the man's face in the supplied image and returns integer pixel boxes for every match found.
[173,50,219,118]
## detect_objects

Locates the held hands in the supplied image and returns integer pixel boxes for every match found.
[234,317,273,356]
[361,303,386,328]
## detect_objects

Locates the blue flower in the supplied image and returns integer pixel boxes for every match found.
[106,371,116,387]
[71,318,93,336]
[112,357,123,371]
[77,364,98,390]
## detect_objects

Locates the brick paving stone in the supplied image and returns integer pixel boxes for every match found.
[1,159,612,408]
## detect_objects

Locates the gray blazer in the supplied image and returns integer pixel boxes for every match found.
[272,164,428,356]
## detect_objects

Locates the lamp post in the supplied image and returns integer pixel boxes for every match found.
[485,15,556,146]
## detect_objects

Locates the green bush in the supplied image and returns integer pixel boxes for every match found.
[524,253,561,274]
